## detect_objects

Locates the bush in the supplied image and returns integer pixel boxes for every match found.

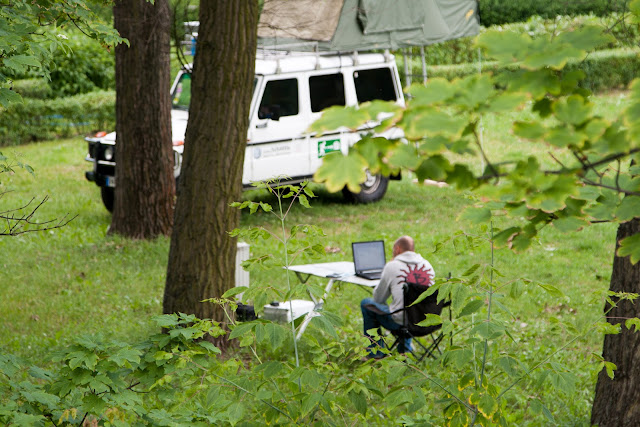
[421,48,640,92]
[48,32,115,97]
[0,90,115,146]
[11,79,53,100]
[478,0,627,26]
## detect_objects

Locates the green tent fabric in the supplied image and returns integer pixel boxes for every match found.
[257,0,479,51]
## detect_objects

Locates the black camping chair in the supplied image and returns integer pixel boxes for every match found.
[388,282,451,362]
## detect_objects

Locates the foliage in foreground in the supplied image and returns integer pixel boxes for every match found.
[0,183,634,425]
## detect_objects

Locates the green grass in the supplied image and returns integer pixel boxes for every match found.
[0,91,627,423]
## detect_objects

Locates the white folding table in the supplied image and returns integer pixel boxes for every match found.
[285,261,378,340]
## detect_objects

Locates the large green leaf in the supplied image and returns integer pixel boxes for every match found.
[618,233,640,265]
[400,106,467,140]
[508,69,562,98]
[545,125,587,148]
[523,38,582,70]
[556,25,615,52]
[454,74,494,109]
[514,121,546,140]
[616,196,640,222]
[406,78,455,106]
[624,79,640,144]
[387,142,421,170]
[308,105,369,134]
[0,88,22,108]
[475,30,530,64]
[313,152,368,193]
[553,95,593,126]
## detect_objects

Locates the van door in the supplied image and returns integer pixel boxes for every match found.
[247,77,310,183]
[307,72,349,174]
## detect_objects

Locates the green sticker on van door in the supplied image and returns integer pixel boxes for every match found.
[318,139,341,158]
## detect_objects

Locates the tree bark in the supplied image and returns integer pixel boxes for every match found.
[163,1,258,349]
[591,217,640,426]
[111,0,174,239]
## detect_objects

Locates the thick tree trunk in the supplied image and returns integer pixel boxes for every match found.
[591,217,640,426]
[163,1,258,349]
[111,0,174,238]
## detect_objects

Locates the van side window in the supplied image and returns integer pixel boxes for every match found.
[258,78,299,120]
[309,73,345,112]
[353,68,397,103]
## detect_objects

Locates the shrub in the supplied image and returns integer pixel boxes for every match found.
[419,48,640,92]
[478,0,627,26]
[11,79,53,100]
[0,90,115,146]
[48,32,115,97]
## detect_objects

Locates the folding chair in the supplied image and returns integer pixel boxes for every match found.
[388,282,451,362]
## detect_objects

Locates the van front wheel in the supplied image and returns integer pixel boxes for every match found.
[101,187,114,212]
[342,172,389,203]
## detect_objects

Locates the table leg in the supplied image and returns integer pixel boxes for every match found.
[296,278,336,341]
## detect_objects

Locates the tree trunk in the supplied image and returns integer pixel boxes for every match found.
[591,217,640,426]
[163,1,258,349]
[110,0,174,238]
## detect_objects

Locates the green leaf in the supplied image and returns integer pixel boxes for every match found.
[538,283,564,298]
[416,313,442,327]
[198,341,221,354]
[514,121,546,140]
[458,372,475,391]
[406,78,455,106]
[459,300,484,317]
[485,92,527,113]
[553,95,592,126]
[618,233,640,265]
[388,142,421,170]
[0,88,23,107]
[616,196,640,222]
[545,125,586,148]
[309,105,369,134]
[552,216,588,233]
[229,322,256,340]
[313,152,368,193]
[478,394,498,419]
[311,314,338,338]
[625,318,640,333]
[401,106,467,140]
[476,30,530,64]
[605,361,617,380]
[83,393,107,413]
[222,286,248,298]
[458,207,491,224]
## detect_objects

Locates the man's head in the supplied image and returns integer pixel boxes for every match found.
[393,235,415,257]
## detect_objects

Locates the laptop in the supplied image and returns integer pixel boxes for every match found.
[352,240,386,280]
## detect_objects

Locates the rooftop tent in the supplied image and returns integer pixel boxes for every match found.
[257,0,480,51]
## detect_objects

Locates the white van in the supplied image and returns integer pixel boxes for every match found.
[85,50,405,212]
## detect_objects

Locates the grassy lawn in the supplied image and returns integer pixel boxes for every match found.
[0,90,628,423]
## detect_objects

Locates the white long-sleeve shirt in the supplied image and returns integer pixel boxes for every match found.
[373,251,435,324]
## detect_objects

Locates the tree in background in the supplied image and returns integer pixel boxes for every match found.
[163,1,259,349]
[110,0,175,238]
[0,0,121,106]
[311,2,640,421]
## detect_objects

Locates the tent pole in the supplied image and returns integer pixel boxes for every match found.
[420,45,427,84]
[403,50,411,88]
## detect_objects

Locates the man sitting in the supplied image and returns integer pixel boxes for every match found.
[360,235,435,359]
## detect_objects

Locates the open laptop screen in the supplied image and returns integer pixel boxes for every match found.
[352,240,386,273]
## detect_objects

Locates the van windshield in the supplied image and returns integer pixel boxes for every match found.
[172,74,259,113]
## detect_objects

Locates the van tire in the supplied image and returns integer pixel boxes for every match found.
[343,173,389,203]
[101,187,114,212]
